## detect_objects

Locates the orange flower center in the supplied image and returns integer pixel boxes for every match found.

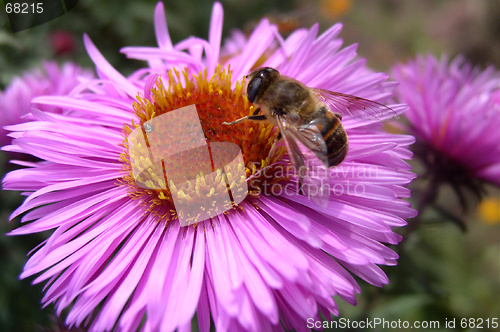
[119,66,289,223]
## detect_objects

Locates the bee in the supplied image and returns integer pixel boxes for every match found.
[223,67,395,199]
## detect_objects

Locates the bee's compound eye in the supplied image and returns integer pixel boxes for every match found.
[264,67,278,75]
[246,77,262,103]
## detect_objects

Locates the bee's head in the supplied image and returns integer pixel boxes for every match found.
[244,67,280,103]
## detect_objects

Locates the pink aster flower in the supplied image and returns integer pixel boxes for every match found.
[3,2,416,332]
[392,55,500,209]
[0,61,93,147]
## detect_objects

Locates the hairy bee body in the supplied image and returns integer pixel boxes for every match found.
[246,68,348,167]
[223,67,395,201]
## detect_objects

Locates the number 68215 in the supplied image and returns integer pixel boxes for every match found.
[6,2,43,14]
[461,318,498,329]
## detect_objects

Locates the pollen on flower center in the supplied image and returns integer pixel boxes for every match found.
[119,66,287,223]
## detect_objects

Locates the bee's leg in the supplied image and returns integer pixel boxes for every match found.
[223,109,266,125]
[296,163,308,195]
[223,117,248,125]
[298,176,304,195]
[267,130,284,163]
[268,134,279,158]
[247,115,267,121]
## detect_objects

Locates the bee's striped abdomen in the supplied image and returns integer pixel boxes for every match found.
[320,109,348,167]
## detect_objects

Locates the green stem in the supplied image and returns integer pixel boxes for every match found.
[400,178,440,246]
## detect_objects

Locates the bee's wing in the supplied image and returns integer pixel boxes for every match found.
[313,88,398,122]
[275,114,309,173]
[276,114,330,206]
[291,122,330,167]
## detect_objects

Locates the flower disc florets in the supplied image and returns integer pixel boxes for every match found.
[121,66,287,223]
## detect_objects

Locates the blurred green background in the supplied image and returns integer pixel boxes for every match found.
[1,0,499,331]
